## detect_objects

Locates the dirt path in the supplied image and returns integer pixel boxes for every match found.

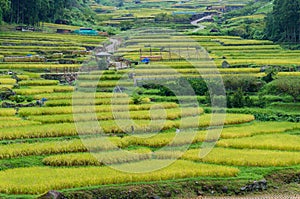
[105,38,122,53]
[191,15,213,33]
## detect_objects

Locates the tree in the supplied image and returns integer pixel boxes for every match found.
[223,75,264,92]
[0,0,10,24]
[265,0,300,42]
[229,88,244,108]
[264,77,300,102]
[1,0,93,26]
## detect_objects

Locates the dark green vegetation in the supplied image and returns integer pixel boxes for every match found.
[0,0,96,26]
[265,0,300,43]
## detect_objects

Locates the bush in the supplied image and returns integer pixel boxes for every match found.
[264,77,300,102]
[223,75,264,92]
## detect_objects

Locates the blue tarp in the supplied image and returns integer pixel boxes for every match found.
[73,29,98,36]
[141,58,150,64]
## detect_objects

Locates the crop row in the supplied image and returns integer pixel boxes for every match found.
[218,52,300,60]
[0,121,295,159]
[0,78,16,84]
[42,146,300,168]
[0,32,106,44]
[78,74,124,80]
[76,80,134,88]
[18,80,59,86]
[207,45,281,51]
[0,109,16,116]
[0,116,20,121]
[15,86,74,95]
[43,148,152,166]
[0,160,239,194]
[155,148,300,167]
[18,102,178,116]
[44,98,138,107]
[220,59,300,66]
[0,120,174,140]
[0,51,38,56]
[0,64,81,70]
[33,92,128,100]
[218,133,300,151]
[134,73,264,80]
[0,137,121,159]
[277,72,300,77]
[219,121,300,138]
[0,84,13,89]
[213,39,273,46]
[119,122,298,148]
[0,37,96,46]
[0,46,86,52]
[27,108,203,123]
[0,114,255,140]
[0,120,40,128]
[133,68,261,75]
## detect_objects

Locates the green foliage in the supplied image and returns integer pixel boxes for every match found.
[131,93,143,105]
[154,13,191,23]
[264,77,300,102]
[230,88,244,108]
[224,0,270,19]
[265,0,300,42]
[1,0,95,26]
[226,107,300,122]
[223,75,264,92]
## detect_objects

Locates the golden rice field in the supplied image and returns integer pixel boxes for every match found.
[155,148,300,167]
[0,160,239,194]
[217,133,300,151]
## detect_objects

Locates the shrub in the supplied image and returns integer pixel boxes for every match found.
[264,77,300,102]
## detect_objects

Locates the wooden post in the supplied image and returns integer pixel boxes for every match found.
[150,47,152,56]
[169,46,171,60]
[140,48,142,58]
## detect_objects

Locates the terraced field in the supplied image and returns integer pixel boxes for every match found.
[0,22,300,198]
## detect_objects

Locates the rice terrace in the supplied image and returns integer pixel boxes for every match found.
[0,0,300,198]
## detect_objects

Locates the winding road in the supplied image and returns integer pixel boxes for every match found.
[105,38,122,53]
[191,15,213,33]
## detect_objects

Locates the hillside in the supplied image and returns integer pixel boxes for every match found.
[0,0,96,26]
[0,0,300,199]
